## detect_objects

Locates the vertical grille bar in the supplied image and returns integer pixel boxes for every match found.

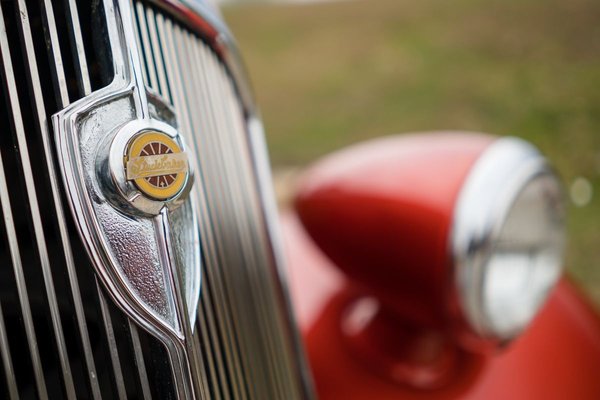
[128,320,154,400]
[191,323,211,400]
[98,293,128,400]
[143,6,172,102]
[0,301,18,400]
[63,0,92,96]
[133,2,150,87]
[39,0,69,105]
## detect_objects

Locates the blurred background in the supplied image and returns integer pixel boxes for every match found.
[219,0,600,305]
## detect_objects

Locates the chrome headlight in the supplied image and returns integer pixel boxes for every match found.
[453,138,566,342]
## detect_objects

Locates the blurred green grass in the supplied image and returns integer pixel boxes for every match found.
[223,0,600,305]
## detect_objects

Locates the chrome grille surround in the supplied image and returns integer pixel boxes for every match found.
[0,0,313,398]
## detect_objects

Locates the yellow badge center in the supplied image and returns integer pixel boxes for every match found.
[125,131,189,200]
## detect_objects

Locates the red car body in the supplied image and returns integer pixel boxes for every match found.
[282,134,600,400]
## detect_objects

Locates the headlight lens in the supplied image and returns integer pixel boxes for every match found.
[483,172,565,339]
[453,138,566,342]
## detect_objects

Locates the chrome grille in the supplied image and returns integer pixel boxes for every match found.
[0,0,167,398]
[133,2,308,399]
[0,0,309,398]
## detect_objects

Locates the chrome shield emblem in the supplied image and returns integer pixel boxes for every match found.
[52,0,202,397]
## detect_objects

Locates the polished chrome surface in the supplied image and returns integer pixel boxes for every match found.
[53,0,202,397]
[0,123,43,400]
[41,0,70,105]
[0,0,312,397]
[0,3,54,398]
[104,119,193,214]
[136,1,313,398]
[65,0,92,95]
[128,320,155,399]
[0,0,170,397]
[11,3,76,396]
[0,305,17,400]
[42,0,144,397]
[15,1,104,397]
[98,293,128,400]
[452,137,565,341]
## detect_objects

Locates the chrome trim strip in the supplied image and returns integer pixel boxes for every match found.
[145,7,173,102]
[129,320,154,400]
[133,3,151,87]
[64,0,92,95]
[98,289,128,400]
[40,0,70,107]
[0,305,18,400]
[156,208,203,398]
[123,2,151,120]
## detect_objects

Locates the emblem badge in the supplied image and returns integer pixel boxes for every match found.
[52,1,202,397]
[125,131,189,200]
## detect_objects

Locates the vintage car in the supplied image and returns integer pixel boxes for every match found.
[0,0,598,399]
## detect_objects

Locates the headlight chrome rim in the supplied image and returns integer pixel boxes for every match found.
[452,137,566,343]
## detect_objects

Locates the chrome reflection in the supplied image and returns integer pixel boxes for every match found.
[452,137,566,342]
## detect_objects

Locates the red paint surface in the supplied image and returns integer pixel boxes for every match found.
[283,213,600,400]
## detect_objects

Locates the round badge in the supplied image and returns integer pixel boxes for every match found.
[124,131,189,200]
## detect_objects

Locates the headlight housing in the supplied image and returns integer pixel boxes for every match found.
[296,132,567,357]
[453,138,566,342]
